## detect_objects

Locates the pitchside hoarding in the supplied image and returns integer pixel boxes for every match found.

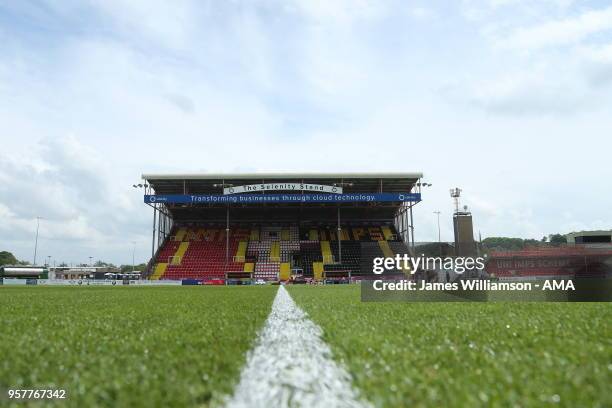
[144,193,421,204]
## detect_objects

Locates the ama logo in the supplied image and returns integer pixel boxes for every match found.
[542,280,575,290]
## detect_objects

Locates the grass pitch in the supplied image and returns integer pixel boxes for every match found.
[288,285,612,408]
[1,284,609,408]
[0,286,276,407]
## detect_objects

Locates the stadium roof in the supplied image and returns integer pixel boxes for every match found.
[141,172,424,222]
[142,172,423,195]
[142,172,422,180]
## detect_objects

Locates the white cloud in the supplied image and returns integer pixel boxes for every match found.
[0,136,150,265]
[409,7,435,20]
[449,3,612,116]
[496,6,612,51]
[0,0,611,262]
[457,65,595,115]
[287,0,388,25]
[89,0,200,50]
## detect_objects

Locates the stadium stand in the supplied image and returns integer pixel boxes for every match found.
[150,223,407,281]
[142,173,423,282]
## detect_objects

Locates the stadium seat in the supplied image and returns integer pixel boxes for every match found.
[150,223,407,281]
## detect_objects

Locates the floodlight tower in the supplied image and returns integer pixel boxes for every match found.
[449,187,475,257]
[450,188,462,214]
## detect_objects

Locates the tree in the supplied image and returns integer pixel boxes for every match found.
[482,234,568,251]
[0,251,18,266]
[94,260,116,268]
[120,263,147,273]
[548,234,567,246]
[482,237,527,251]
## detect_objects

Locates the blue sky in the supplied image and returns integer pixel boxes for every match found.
[1,0,611,265]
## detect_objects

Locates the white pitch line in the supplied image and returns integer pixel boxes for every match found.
[226,285,370,408]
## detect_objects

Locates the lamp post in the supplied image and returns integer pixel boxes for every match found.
[434,211,441,256]
[333,182,354,265]
[450,188,462,256]
[214,183,234,268]
[133,183,153,258]
[89,256,93,267]
[132,241,136,272]
[33,216,43,265]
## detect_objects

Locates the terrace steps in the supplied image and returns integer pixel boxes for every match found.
[250,228,260,240]
[378,241,394,258]
[280,263,291,280]
[172,242,190,265]
[281,229,290,241]
[313,262,324,280]
[321,241,333,264]
[236,241,248,260]
[270,241,280,261]
[151,263,168,280]
[382,226,394,240]
[309,229,319,241]
[174,228,187,242]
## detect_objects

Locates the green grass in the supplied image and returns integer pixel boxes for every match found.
[0,286,277,407]
[288,285,612,408]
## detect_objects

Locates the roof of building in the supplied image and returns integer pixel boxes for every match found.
[140,172,424,222]
[141,172,423,195]
[142,172,423,180]
[566,230,612,238]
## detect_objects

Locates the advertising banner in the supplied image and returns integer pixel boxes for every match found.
[144,193,421,204]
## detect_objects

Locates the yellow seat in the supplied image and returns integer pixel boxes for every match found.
[150,263,168,280]
[321,241,333,264]
[313,262,324,281]
[280,263,291,280]
[250,228,260,240]
[235,241,248,261]
[281,229,290,241]
[171,242,190,265]
[174,228,187,241]
[270,242,280,261]
[378,240,394,258]
[309,229,319,241]
[381,226,394,241]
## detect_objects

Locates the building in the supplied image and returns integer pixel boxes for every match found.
[566,230,612,244]
[140,172,425,282]
[51,266,121,280]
